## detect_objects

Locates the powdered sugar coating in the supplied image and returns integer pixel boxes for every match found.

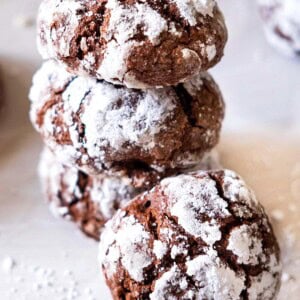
[248,261,282,300]
[99,212,153,282]
[186,253,246,299]
[153,241,168,260]
[149,265,191,300]
[258,0,300,57]
[29,60,224,179]
[37,0,227,88]
[227,224,263,265]
[172,0,216,25]
[39,148,139,240]
[163,174,229,245]
[98,0,168,88]
[37,0,82,58]
[99,170,281,299]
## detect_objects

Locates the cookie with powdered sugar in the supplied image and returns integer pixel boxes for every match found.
[39,148,221,240]
[99,170,281,299]
[37,0,227,88]
[30,60,224,182]
[258,0,300,57]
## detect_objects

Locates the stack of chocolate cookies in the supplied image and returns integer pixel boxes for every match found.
[30,0,227,240]
[29,1,282,299]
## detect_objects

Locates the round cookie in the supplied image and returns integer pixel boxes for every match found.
[39,148,140,240]
[258,0,300,57]
[99,170,281,300]
[37,0,227,88]
[39,148,221,240]
[30,60,225,182]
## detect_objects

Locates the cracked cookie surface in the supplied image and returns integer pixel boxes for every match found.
[99,170,281,300]
[29,60,224,181]
[37,0,227,88]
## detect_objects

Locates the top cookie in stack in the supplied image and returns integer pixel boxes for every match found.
[37,0,227,88]
[30,0,228,239]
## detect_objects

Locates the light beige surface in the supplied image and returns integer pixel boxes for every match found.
[0,0,299,299]
[220,133,300,299]
[0,129,299,299]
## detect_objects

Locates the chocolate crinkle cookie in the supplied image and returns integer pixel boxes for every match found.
[39,148,221,240]
[99,170,282,300]
[258,0,300,57]
[29,60,224,182]
[39,148,140,240]
[37,0,227,88]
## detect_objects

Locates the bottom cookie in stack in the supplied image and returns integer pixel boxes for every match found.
[99,170,282,300]
[39,148,221,240]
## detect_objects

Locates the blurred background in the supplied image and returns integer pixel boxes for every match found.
[0,0,299,299]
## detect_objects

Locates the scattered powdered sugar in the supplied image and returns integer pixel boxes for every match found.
[2,256,16,273]
[2,256,97,300]
[281,272,291,283]
[99,213,153,282]
[172,0,216,26]
[227,224,263,265]
[186,252,246,299]
[162,173,230,245]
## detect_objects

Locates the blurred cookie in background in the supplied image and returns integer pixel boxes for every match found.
[258,0,300,57]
